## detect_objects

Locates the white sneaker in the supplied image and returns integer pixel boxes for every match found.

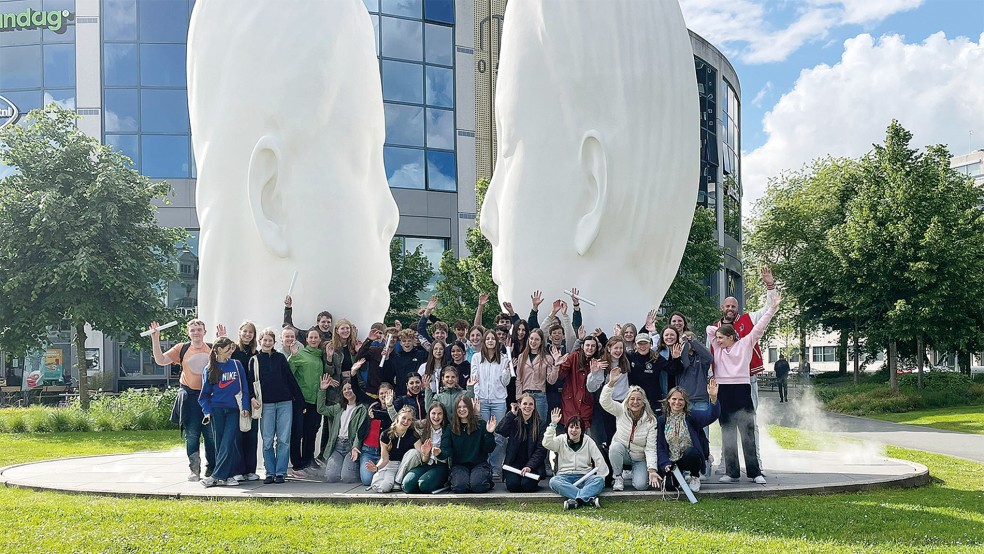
[187,472,200,482]
[621,469,632,480]
[231,474,245,482]
[224,478,240,486]
[759,470,767,477]
[753,475,767,484]
[199,477,217,487]
[687,476,701,492]
[612,475,624,491]
[245,473,260,481]
[718,475,735,483]
[699,473,708,483]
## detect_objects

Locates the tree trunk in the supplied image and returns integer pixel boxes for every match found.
[916,336,925,389]
[838,330,848,376]
[888,339,898,392]
[799,324,808,378]
[74,319,90,409]
[852,325,860,385]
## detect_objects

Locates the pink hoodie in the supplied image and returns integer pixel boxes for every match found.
[706,303,778,385]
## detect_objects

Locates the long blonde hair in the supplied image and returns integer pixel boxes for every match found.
[332,318,357,355]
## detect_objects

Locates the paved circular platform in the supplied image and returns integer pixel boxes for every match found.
[0,447,928,503]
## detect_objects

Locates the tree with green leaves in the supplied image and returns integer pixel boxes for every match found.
[659,206,724,335]
[0,105,186,408]
[387,239,435,325]
[435,178,500,328]
[830,121,984,389]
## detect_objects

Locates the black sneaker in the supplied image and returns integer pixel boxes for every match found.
[588,497,601,508]
[274,475,286,484]
[263,476,275,484]
[204,468,213,478]
[563,499,578,510]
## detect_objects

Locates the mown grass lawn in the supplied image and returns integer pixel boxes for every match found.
[0,429,981,553]
[868,405,984,435]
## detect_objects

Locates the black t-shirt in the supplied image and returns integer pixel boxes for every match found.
[379,428,419,462]
[452,360,471,389]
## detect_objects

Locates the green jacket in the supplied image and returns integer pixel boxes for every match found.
[425,385,475,416]
[439,421,495,466]
[317,389,367,456]
[289,346,325,404]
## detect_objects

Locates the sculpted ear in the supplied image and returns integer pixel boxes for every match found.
[247,136,289,258]
[574,131,608,256]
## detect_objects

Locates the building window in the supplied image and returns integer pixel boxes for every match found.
[374,0,456,192]
[102,0,193,179]
[768,347,778,363]
[812,346,836,363]
[394,235,448,299]
[694,57,717,210]
[168,230,199,315]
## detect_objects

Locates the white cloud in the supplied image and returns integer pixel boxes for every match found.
[743,32,984,214]
[679,0,925,63]
[752,81,774,107]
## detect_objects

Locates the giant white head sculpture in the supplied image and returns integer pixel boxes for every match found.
[188,0,399,332]
[480,0,699,324]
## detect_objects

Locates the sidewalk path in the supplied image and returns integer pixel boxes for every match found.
[761,390,984,464]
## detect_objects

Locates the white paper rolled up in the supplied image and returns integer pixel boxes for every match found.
[563,290,597,307]
[672,465,698,504]
[380,333,393,367]
[502,464,540,481]
[287,270,298,296]
[140,320,178,337]
[572,467,598,487]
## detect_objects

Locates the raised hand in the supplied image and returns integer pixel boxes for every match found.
[550,345,562,359]
[550,299,562,315]
[531,290,544,311]
[352,359,366,371]
[761,266,775,287]
[613,323,623,338]
[369,328,383,342]
[149,321,161,340]
[550,407,563,424]
[594,327,604,337]
[609,365,622,383]
[216,323,227,338]
[502,335,512,349]
[486,415,497,433]
[319,374,332,390]
[670,343,683,359]
[567,287,580,304]
[589,359,604,373]
[324,341,335,358]
[284,295,293,307]
[417,308,426,317]
[771,290,783,307]
[577,326,586,340]
[426,295,438,313]
[510,402,519,416]
[502,301,515,315]
[467,374,479,387]
[478,293,489,307]
[560,301,569,315]
[707,377,719,399]
[422,438,433,454]
[645,309,658,332]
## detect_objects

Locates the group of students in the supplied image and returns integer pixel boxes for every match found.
[150,273,780,509]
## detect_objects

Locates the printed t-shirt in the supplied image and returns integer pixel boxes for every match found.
[165,342,212,390]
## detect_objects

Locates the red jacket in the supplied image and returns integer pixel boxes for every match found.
[712,312,765,376]
[548,351,594,427]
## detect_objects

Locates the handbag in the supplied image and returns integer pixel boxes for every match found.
[249,356,263,420]
[233,359,251,432]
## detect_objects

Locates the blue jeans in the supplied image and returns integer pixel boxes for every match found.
[360,445,381,486]
[479,400,506,474]
[260,401,292,477]
[608,441,649,490]
[209,407,241,481]
[549,473,605,501]
[182,386,215,474]
[325,437,361,483]
[524,391,548,423]
[691,400,712,471]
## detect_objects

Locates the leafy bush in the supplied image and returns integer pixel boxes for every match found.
[0,388,178,434]
[816,371,984,415]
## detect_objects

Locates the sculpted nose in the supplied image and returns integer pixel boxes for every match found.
[480,180,500,247]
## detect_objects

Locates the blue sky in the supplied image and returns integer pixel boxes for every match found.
[679,0,984,212]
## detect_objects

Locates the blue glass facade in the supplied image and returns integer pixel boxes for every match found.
[0,0,76,113]
[101,0,193,178]
[367,0,457,191]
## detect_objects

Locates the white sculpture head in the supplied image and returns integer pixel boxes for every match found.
[480,0,699,323]
[188,0,399,332]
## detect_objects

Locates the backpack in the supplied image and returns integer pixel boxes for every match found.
[170,342,214,378]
